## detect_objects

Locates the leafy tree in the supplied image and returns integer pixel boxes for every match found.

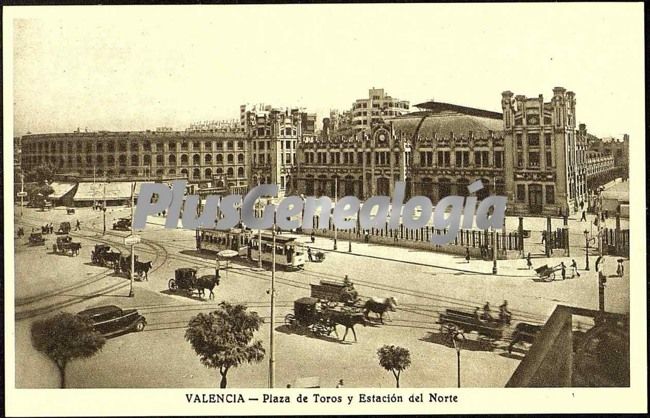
[26,183,54,206]
[185,302,265,388]
[31,312,106,388]
[377,345,411,388]
[25,163,57,184]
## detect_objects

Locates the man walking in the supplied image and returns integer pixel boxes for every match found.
[526,252,533,270]
[570,259,580,278]
[465,247,471,263]
[75,219,81,231]
[307,246,313,262]
[560,262,566,281]
[580,210,587,222]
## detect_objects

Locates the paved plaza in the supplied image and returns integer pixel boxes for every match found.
[12,203,629,389]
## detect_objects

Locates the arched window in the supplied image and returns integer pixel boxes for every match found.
[131,155,139,166]
[193,154,200,165]
[180,168,188,178]
[181,154,188,164]
[143,155,151,165]
[216,167,223,174]
[119,155,127,166]
[119,168,127,175]
[227,154,234,164]
[205,154,212,164]
[106,169,115,176]
[216,154,223,164]
[156,168,164,176]
[205,168,213,179]
[227,167,234,177]
[168,169,176,175]
[238,153,244,163]
[193,168,201,179]
[96,155,104,164]
[131,169,139,176]
[168,155,176,165]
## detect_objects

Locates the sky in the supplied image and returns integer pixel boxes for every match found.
[7,4,645,140]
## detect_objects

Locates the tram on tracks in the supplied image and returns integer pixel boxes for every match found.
[196,228,251,257]
[249,233,306,270]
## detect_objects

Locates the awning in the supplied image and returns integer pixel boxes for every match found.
[49,182,77,199]
[73,182,145,202]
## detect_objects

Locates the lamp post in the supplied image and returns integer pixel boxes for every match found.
[128,181,135,298]
[452,330,466,388]
[20,173,25,217]
[269,212,276,388]
[584,230,592,271]
[333,177,338,251]
[102,182,107,235]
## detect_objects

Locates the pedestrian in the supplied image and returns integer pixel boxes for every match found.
[286,384,292,388]
[616,259,624,277]
[482,302,493,321]
[541,231,546,244]
[394,232,398,242]
[465,247,470,263]
[580,210,587,222]
[336,379,344,388]
[526,252,533,270]
[580,200,584,210]
[310,231,315,244]
[570,259,580,278]
[364,232,370,243]
[601,212,605,223]
[560,262,566,280]
[75,219,81,231]
[595,255,604,273]
[499,300,512,325]
[307,246,313,262]
[215,260,221,279]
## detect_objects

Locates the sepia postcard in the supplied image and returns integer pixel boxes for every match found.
[3,3,647,416]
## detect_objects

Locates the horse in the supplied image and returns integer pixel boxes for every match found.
[195,274,220,300]
[135,261,153,281]
[363,297,398,324]
[508,322,542,354]
[325,310,366,342]
[69,242,82,256]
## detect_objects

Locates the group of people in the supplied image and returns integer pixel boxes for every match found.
[41,223,54,234]
[473,301,512,325]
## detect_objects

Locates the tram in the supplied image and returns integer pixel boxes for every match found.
[248,233,306,270]
[196,228,251,257]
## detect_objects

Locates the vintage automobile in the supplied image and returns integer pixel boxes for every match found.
[91,244,112,265]
[28,232,46,246]
[56,221,72,235]
[53,235,79,256]
[76,305,147,337]
[113,217,132,231]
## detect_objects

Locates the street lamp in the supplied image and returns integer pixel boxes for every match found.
[452,330,466,388]
[583,229,594,271]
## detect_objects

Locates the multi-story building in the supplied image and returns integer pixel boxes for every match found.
[350,88,410,132]
[586,131,629,183]
[297,101,506,203]
[241,104,316,197]
[20,128,249,191]
[296,87,589,216]
[502,88,588,215]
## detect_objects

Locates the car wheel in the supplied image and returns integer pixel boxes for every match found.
[135,320,145,332]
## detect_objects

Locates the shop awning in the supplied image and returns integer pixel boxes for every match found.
[49,182,77,199]
[73,182,145,202]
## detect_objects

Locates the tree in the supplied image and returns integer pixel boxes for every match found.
[31,312,106,388]
[185,302,265,388]
[25,162,57,184]
[377,345,411,388]
[26,183,54,207]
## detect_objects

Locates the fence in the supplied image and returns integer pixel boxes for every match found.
[602,228,630,257]
[304,216,522,259]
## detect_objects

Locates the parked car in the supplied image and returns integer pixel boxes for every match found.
[76,305,146,337]
[113,217,132,231]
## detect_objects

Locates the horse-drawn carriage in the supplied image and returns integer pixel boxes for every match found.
[91,244,111,265]
[437,307,542,352]
[113,217,131,231]
[53,235,81,256]
[284,297,366,342]
[56,222,72,235]
[309,278,397,324]
[168,267,220,299]
[28,232,46,246]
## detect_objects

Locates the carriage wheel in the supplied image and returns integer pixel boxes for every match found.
[284,313,295,326]
[549,272,556,281]
[168,279,178,291]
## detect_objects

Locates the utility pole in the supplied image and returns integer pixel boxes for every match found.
[20,173,25,217]
[257,177,262,270]
[491,177,497,274]
[103,182,107,235]
[269,212,276,388]
[129,181,135,297]
[333,177,338,251]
